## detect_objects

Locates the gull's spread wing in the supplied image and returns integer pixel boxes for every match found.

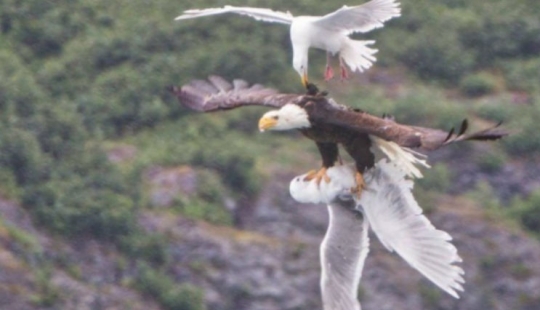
[320,203,367,310]
[358,160,465,298]
[170,76,301,112]
[313,0,401,34]
[175,6,294,24]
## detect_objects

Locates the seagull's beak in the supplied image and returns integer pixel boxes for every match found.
[301,71,309,88]
[258,116,277,132]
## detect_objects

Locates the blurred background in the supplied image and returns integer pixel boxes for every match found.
[0,0,539,309]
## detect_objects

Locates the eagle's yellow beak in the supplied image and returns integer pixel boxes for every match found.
[301,71,309,88]
[258,116,277,132]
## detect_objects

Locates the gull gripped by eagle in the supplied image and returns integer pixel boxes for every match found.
[175,0,401,87]
[171,76,508,310]
[289,162,465,310]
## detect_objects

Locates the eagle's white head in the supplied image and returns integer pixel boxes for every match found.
[258,104,311,132]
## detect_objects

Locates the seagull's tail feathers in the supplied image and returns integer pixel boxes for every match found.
[357,160,465,298]
[340,39,378,73]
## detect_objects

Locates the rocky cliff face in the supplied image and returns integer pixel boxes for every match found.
[0,164,539,310]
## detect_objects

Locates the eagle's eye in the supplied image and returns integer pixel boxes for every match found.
[272,115,279,120]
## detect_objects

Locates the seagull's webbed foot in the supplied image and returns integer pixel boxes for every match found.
[303,167,331,185]
[324,52,334,81]
[351,171,366,198]
[340,65,350,81]
[339,57,350,81]
[324,65,334,81]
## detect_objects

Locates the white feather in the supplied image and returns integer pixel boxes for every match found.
[358,160,465,298]
[320,203,368,310]
[175,0,400,80]
[370,135,431,179]
[290,166,356,204]
[289,161,465,309]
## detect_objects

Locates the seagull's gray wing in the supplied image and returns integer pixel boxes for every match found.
[358,160,465,298]
[175,6,294,24]
[313,0,401,34]
[320,201,368,310]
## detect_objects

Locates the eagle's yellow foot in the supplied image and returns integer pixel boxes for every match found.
[351,172,366,198]
[303,167,331,185]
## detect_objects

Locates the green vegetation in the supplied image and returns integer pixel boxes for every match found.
[419,282,443,310]
[459,72,500,97]
[135,263,206,310]
[0,0,539,308]
[30,265,61,307]
[475,151,507,174]
[510,190,540,235]
[417,164,452,192]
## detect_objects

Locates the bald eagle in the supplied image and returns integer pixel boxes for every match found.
[175,0,401,87]
[171,76,507,194]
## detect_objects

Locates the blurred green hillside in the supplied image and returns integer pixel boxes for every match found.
[0,0,539,308]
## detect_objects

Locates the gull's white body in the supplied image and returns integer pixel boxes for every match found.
[175,0,401,80]
[290,161,464,310]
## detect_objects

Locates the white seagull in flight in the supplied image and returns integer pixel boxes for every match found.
[175,0,401,87]
[290,161,465,310]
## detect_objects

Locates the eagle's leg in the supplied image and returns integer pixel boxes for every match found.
[304,142,339,185]
[324,52,334,81]
[352,171,366,197]
[343,135,375,198]
[339,57,349,81]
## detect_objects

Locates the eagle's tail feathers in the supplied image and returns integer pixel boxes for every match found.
[444,120,509,145]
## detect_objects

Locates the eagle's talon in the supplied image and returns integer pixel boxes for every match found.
[351,172,366,198]
[303,169,317,181]
[303,167,331,185]
[323,173,331,184]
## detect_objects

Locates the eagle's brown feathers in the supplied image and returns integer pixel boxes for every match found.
[171,76,508,172]
[170,75,301,112]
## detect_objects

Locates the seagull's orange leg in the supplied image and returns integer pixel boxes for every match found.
[339,57,349,81]
[324,52,334,81]
[303,167,331,185]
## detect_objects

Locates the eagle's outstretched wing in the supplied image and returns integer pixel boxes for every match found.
[173,76,508,148]
[305,101,509,150]
[170,76,301,112]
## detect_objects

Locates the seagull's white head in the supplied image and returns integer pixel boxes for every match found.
[258,104,311,131]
